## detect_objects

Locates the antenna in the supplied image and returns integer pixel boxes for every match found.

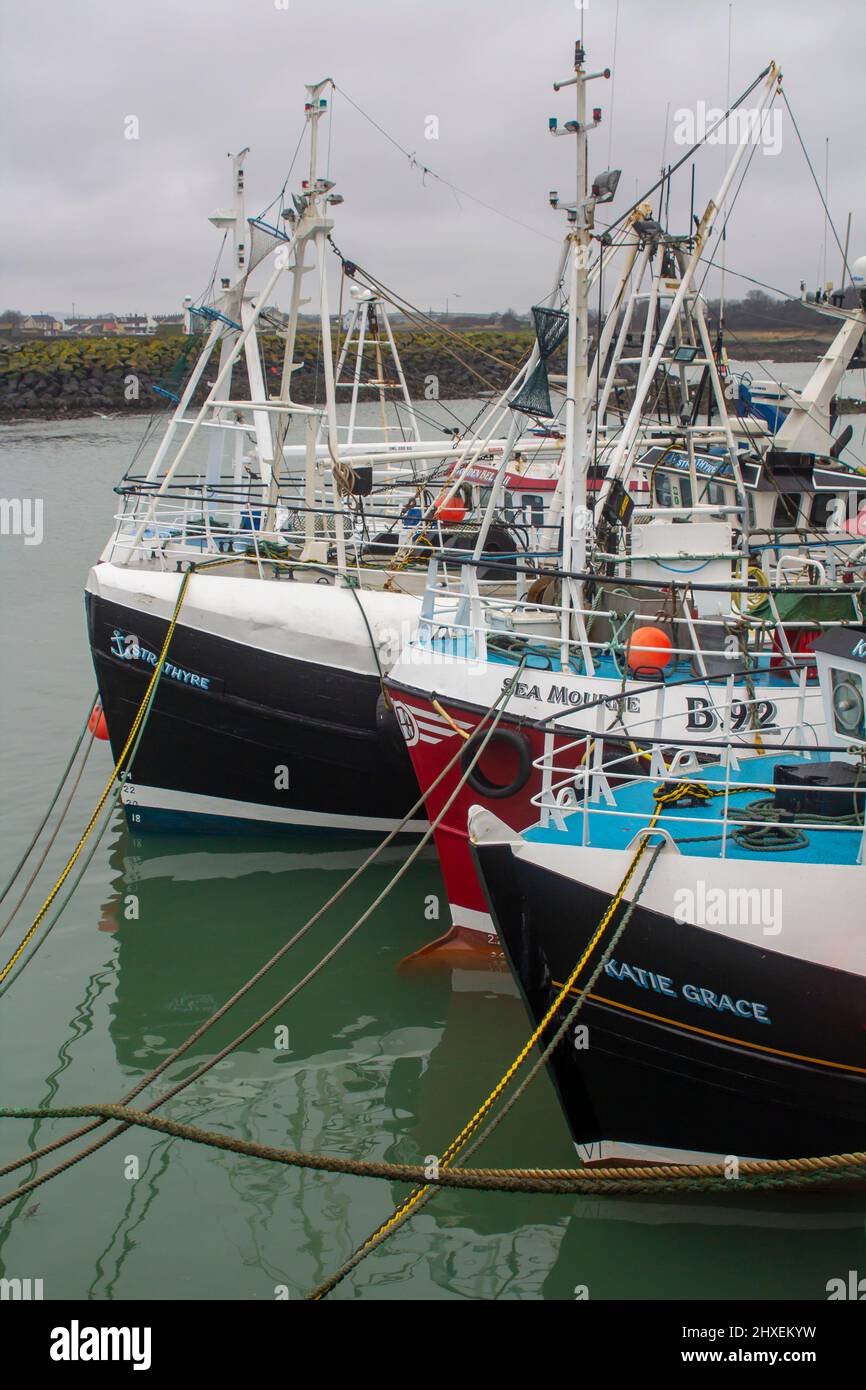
[841,212,853,295]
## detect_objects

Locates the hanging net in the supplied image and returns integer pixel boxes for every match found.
[151,333,204,403]
[510,305,568,418]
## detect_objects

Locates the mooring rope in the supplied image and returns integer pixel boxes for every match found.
[0,662,526,1210]
[0,1104,862,1196]
[0,721,96,944]
[0,569,193,990]
[0,698,96,917]
[0,651,172,1001]
[308,809,668,1298]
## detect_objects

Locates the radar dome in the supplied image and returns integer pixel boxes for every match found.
[851,255,866,288]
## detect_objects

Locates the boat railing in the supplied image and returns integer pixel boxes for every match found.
[532,670,820,783]
[415,557,864,680]
[527,716,866,864]
[105,475,563,584]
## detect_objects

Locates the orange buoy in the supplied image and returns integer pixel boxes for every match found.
[88,701,110,741]
[626,625,673,673]
[434,494,466,525]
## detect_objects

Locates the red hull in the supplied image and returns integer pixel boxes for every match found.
[388,688,586,962]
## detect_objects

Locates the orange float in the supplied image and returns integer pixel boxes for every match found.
[88,701,110,740]
[626,625,673,674]
[434,493,466,525]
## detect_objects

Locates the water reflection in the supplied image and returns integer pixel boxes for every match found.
[30,821,866,1300]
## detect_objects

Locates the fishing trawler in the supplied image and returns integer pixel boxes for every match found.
[384,48,866,957]
[468,625,866,1163]
[84,82,568,836]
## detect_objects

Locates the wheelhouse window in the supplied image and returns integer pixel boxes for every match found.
[654,473,692,508]
[771,492,802,528]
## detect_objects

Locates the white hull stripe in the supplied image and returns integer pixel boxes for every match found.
[121,783,429,835]
[447,902,499,940]
[575,1136,768,1166]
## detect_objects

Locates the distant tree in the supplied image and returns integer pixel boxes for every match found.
[0,310,23,323]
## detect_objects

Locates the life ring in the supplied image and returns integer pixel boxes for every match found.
[460,727,531,800]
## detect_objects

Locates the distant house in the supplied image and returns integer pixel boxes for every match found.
[117,313,155,336]
[20,314,64,336]
[67,318,123,336]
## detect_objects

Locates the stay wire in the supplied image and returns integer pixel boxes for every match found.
[781,88,855,288]
[334,83,559,245]
[605,63,775,240]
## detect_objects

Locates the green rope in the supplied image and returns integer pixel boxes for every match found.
[729,793,863,852]
[0,1106,862,1195]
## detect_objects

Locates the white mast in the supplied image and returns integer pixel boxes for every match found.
[594,62,781,514]
[550,43,612,649]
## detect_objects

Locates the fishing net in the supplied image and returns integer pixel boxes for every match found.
[151,333,204,403]
[510,305,569,419]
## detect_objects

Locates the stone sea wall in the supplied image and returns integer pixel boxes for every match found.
[0,331,537,419]
[0,327,854,422]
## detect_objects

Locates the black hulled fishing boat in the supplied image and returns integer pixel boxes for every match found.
[470,627,866,1164]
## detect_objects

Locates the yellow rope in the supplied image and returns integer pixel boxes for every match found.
[431,698,470,740]
[323,805,665,1284]
[0,569,192,987]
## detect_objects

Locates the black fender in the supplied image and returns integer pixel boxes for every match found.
[460,727,532,800]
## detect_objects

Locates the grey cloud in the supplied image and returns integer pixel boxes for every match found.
[0,0,863,316]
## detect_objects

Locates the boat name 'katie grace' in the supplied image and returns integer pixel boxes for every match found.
[604,958,772,1024]
[110,630,222,693]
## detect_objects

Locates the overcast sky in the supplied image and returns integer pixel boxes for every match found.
[1,0,863,318]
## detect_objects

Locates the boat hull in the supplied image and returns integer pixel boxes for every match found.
[471,830,866,1163]
[85,564,425,834]
[386,654,823,949]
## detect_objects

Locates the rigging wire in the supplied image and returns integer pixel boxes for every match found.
[605,62,775,240]
[781,88,855,289]
[191,231,228,310]
[256,124,307,224]
[333,83,560,245]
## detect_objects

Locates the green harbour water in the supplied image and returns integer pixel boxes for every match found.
[0,406,864,1301]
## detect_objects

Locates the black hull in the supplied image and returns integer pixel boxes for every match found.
[474,842,866,1161]
[85,591,422,833]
